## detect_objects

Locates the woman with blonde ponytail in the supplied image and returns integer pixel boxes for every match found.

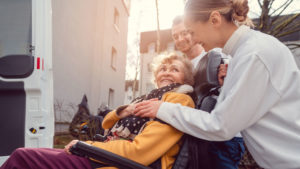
[135,0,300,168]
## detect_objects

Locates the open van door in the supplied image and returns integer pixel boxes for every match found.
[0,0,53,165]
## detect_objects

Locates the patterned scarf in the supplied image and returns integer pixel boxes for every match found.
[106,83,182,141]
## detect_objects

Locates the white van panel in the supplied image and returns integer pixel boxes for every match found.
[0,0,53,166]
[24,0,54,149]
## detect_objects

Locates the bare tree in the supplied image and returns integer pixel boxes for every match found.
[155,0,161,53]
[132,33,140,99]
[127,5,143,98]
[125,44,140,98]
[256,0,300,48]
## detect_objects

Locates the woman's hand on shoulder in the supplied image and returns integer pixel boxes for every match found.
[134,99,162,118]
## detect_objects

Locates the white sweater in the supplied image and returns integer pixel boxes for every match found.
[157,25,300,169]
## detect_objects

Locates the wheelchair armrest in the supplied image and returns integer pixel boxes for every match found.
[70,141,152,169]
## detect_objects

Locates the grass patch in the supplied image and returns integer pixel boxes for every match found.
[53,134,74,149]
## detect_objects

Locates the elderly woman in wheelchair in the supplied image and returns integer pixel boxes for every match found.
[1,53,196,169]
[1,51,236,169]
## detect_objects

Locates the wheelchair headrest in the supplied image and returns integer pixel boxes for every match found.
[207,50,223,86]
[193,50,223,95]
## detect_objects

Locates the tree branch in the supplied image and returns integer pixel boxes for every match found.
[272,14,300,36]
[286,43,300,50]
[270,0,293,16]
[276,26,300,38]
[259,0,272,32]
[280,21,300,32]
[269,0,275,8]
[257,0,262,8]
[272,14,290,26]
[271,0,293,24]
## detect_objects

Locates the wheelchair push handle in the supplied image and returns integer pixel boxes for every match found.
[70,141,152,169]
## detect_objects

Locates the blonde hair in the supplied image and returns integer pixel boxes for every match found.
[151,53,194,87]
[185,0,254,27]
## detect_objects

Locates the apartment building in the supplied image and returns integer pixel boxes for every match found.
[52,0,130,127]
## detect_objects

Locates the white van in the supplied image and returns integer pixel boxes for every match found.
[0,0,53,165]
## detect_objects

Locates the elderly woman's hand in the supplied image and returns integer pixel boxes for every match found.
[118,104,136,118]
[134,99,162,118]
[64,140,79,154]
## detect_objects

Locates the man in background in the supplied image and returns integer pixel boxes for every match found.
[171,15,206,68]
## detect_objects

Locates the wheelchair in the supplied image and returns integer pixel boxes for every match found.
[70,50,225,169]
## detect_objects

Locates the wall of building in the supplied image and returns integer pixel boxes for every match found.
[52,0,129,125]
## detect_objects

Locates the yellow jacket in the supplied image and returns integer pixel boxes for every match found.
[86,92,195,169]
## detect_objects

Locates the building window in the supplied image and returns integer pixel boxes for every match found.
[108,88,114,108]
[114,8,120,32]
[148,43,155,53]
[111,47,117,70]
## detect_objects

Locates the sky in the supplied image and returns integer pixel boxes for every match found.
[125,0,300,80]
